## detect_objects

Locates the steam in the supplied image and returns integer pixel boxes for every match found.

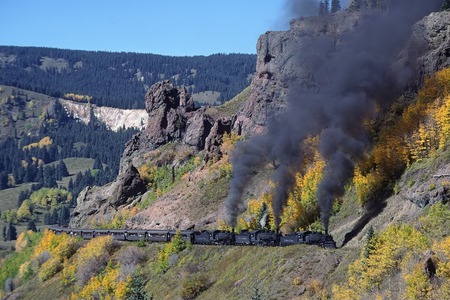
[226,0,442,230]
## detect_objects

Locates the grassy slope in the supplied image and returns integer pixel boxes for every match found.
[6,74,450,298]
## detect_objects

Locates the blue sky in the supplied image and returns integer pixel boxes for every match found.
[0,0,348,56]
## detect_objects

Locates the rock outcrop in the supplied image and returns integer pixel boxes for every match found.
[413,11,450,74]
[70,81,232,227]
[70,10,450,228]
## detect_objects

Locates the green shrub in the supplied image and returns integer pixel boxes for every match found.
[180,274,209,300]
[419,202,450,239]
[38,256,61,281]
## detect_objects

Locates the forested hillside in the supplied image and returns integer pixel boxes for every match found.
[0,46,256,109]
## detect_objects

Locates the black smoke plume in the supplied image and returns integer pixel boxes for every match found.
[226,0,442,230]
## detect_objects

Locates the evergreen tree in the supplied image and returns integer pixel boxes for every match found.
[442,0,450,10]
[2,226,6,241]
[363,225,375,258]
[17,190,28,208]
[68,178,74,191]
[348,0,363,11]
[124,273,152,300]
[59,205,70,227]
[319,1,327,15]
[58,160,69,177]
[27,219,37,232]
[43,212,52,225]
[0,172,8,190]
[51,208,59,225]
[93,156,103,170]
[324,0,330,13]
[5,222,17,241]
[331,0,341,12]
[251,286,263,300]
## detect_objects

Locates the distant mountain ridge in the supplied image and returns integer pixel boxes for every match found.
[0,46,256,109]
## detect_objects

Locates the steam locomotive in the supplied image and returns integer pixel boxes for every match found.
[48,226,337,248]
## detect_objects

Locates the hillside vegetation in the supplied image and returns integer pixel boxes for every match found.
[0,46,255,109]
[1,66,450,299]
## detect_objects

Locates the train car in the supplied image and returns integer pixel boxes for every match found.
[252,230,280,246]
[93,229,110,238]
[321,234,337,249]
[193,231,213,244]
[125,229,147,241]
[280,233,301,246]
[108,229,127,241]
[304,231,326,245]
[49,226,65,235]
[68,228,83,238]
[81,229,95,239]
[147,230,170,242]
[169,230,195,244]
[211,230,234,245]
[235,231,252,245]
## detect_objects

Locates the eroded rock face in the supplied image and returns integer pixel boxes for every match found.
[144,80,194,146]
[413,11,450,74]
[70,81,232,227]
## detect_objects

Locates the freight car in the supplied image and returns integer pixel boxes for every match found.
[48,226,336,248]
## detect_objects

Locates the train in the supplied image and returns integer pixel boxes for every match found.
[48,226,337,248]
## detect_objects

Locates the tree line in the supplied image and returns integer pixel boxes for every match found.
[0,46,256,109]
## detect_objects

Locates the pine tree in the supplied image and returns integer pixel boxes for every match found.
[363,225,375,258]
[58,160,69,177]
[17,190,27,208]
[27,219,37,232]
[349,0,363,11]
[93,156,103,170]
[319,1,327,15]
[331,0,341,12]
[251,286,263,300]
[124,273,152,300]
[59,205,70,227]
[5,222,17,241]
[324,0,330,13]
[43,212,52,225]
[442,0,450,10]
[68,178,74,191]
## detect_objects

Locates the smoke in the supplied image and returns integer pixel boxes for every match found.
[226,0,442,230]
[288,0,322,17]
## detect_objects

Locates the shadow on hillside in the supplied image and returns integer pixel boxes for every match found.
[340,196,389,247]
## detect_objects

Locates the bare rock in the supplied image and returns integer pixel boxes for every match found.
[184,108,214,149]
[413,11,450,74]
[144,80,194,146]
[205,118,233,161]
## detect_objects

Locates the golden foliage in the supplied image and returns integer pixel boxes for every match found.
[96,207,139,229]
[403,265,432,300]
[353,167,384,206]
[64,93,92,103]
[38,256,61,281]
[22,136,53,150]
[352,67,450,205]
[33,229,78,282]
[236,191,275,231]
[333,224,429,298]
[77,261,130,300]
[74,235,113,266]
[15,230,34,252]
[282,136,324,231]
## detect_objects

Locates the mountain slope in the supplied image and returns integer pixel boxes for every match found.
[1,6,450,300]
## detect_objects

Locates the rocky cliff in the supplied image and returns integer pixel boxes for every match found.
[70,10,450,228]
[70,81,235,227]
